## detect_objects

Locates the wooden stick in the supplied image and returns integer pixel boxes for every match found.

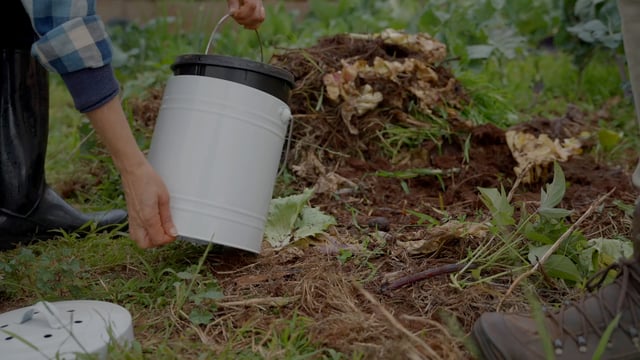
[497,188,614,311]
[381,263,471,292]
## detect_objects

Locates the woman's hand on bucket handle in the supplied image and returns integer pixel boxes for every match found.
[87,96,177,249]
[227,0,265,29]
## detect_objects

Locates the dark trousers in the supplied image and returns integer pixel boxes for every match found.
[1,0,37,49]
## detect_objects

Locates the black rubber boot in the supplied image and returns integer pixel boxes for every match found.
[0,49,128,250]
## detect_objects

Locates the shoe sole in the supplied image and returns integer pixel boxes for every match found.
[472,320,507,360]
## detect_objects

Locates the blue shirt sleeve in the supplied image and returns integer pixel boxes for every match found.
[20,0,120,113]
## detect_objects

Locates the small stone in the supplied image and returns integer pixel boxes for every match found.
[368,216,391,232]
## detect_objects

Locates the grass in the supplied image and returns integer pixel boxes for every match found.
[2,0,639,358]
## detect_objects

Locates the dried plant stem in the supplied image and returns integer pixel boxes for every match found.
[356,283,443,360]
[507,163,532,203]
[216,296,299,308]
[497,188,615,311]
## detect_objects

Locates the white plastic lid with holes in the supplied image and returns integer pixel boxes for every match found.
[0,300,135,359]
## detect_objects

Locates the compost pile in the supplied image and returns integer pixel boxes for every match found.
[125,30,640,359]
[272,30,467,157]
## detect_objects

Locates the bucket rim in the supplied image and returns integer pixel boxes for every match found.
[171,54,294,87]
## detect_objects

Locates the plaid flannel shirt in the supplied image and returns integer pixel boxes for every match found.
[20,0,119,113]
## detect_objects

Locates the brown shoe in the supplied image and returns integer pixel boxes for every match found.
[472,260,640,359]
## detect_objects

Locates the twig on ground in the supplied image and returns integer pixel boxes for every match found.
[381,263,473,292]
[216,296,299,308]
[356,282,443,360]
[497,188,614,311]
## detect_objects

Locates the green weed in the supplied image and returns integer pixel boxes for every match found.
[453,162,634,289]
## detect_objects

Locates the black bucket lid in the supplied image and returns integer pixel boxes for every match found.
[171,54,295,103]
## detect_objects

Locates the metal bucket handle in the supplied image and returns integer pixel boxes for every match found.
[204,13,291,177]
[204,13,264,63]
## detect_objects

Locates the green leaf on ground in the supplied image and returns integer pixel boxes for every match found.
[540,162,566,210]
[478,187,515,226]
[578,237,633,272]
[265,188,336,249]
[189,308,213,325]
[598,128,622,151]
[294,207,337,239]
[528,245,582,282]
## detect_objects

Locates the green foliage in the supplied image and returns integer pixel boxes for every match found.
[539,162,573,218]
[108,16,201,98]
[478,186,515,227]
[579,237,633,272]
[556,0,623,72]
[457,162,633,287]
[265,188,336,248]
[528,245,582,282]
[567,1,621,49]
[0,247,83,298]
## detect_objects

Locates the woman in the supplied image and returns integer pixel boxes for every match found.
[0,0,265,250]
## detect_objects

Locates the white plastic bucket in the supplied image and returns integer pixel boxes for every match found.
[147,54,294,253]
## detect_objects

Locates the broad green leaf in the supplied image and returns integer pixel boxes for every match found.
[574,0,605,21]
[545,255,582,282]
[538,207,573,219]
[433,10,451,23]
[294,207,337,240]
[491,0,505,10]
[489,28,526,59]
[579,238,633,272]
[264,188,315,248]
[574,0,597,19]
[598,128,622,151]
[524,227,554,245]
[466,44,495,60]
[529,246,582,282]
[111,44,130,68]
[419,8,444,29]
[540,162,566,210]
[478,187,514,226]
[578,247,599,273]
[567,19,608,43]
[189,308,213,325]
[528,245,552,264]
[191,288,224,305]
[176,271,195,280]
[264,189,336,249]
[599,33,623,49]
